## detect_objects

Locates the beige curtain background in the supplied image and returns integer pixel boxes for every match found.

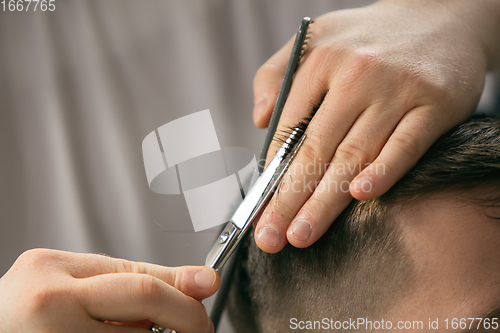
[0,1,497,331]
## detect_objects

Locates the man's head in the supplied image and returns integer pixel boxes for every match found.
[228,116,500,332]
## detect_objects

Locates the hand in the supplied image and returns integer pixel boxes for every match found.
[252,0,500,252]
[0,249,219,332]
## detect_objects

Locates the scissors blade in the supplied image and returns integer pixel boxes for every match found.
[205,131,306,270]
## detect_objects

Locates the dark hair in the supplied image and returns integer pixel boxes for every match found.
[228,116,500,332]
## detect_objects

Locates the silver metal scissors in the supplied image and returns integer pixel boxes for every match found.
[206,16,312,273]
[205,127,306,270]
[151,16,313,333]
[207,16,313,272]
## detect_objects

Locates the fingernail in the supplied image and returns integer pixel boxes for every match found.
[352,176,373,193]
[253,97,267,121]
[257,226,281,247]
[289,219,312,241]
[194,268,216,289]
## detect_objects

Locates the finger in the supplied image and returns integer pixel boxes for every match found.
[350,105,453,200]
[256,46,390,252]
[256,48,410,251]
[76,273,213,333]
[263,50,333,164]
[263,44,384,165]
[283,102,404,248]
[255,79,362,252]
[253,37,294,128]
[59,253,219,301]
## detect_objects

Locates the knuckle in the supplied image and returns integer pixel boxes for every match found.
[17,248,59,268]
[308,43,336,63]
[336,50,385,88]
[271,191,297,220]
[335,142,371,166]
[398,70,448,106]
[376,160,396,180]
[305,44,338,75]
[112,258,141,274]
[168,267,181,291]
[297,196,331,229]
[411,67,450,92]
[135,275,162,304]
[390,131,423,158]
[349,50,383,73]
[254,63,281,87]
[308,194,331,217]
[298,137,328,165]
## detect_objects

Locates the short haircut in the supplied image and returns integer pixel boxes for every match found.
[228,116,500,332]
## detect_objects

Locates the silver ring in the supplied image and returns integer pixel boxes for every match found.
[151,324,166,333]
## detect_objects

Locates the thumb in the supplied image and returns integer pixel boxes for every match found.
[253,37,294,128]
[108,262,220,301]
[170,266,220,301]
[56,251,220,301]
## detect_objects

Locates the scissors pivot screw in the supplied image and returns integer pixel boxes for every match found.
[219,231,230,244]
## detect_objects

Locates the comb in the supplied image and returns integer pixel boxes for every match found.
[206,17,315,333]
[258,16,314,173]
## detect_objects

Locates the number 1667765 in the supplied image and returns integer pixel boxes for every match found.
[2,0,56,12]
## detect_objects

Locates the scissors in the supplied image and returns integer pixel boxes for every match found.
[205,127,306,270]
[151,16,313,333]
[206,16,313,332]
[206,15,313,272]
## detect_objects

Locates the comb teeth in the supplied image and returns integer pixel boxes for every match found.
[272,91,326,154]
[275,126,305,144]
[274,127,305,155]
[298,20,314,61]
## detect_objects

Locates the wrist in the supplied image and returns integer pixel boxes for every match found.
[377,0,500,71]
